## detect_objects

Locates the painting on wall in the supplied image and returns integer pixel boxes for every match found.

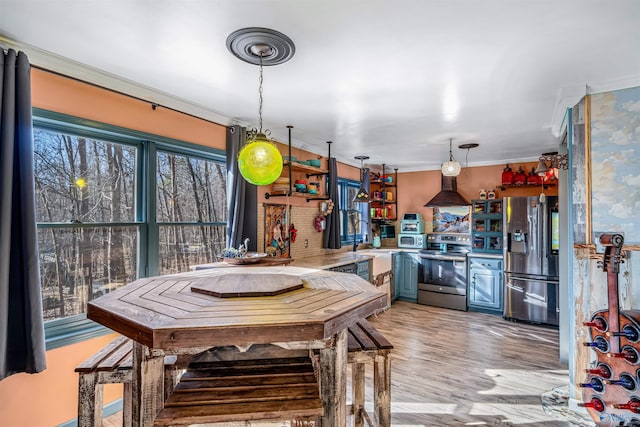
[264,204,290,258]
[590,86,640,244]
[432,206,470,233]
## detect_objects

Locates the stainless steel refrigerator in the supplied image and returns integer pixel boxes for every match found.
[503,196,559,326]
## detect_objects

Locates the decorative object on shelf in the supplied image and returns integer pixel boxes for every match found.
[514,166,527,185]
[487,189,496,200]
[441,138,461,177]
[479,189,487,199]
[501,164,515,185]
[227,28,296,186]
[353,155,370,202]
[527,167,541,185]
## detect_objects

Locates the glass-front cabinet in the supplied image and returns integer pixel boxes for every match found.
[471,199,503,253]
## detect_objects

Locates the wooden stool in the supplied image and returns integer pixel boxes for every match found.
[153,349,323,426]
[75,335,178,427]
[347,319,393,427]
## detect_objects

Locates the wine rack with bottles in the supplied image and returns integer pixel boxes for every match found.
[580,234,640,426]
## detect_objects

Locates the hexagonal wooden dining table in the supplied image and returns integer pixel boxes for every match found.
[87,265,387,427]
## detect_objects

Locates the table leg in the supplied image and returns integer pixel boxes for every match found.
[131,342,165,427]
[318,328,347,426]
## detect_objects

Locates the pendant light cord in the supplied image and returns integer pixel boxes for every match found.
[258,54,264,133]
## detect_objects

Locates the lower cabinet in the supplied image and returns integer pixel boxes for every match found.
[467,255,503,314]
[393,252,418,302]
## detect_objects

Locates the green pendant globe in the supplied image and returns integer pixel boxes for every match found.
[238,137,283,186]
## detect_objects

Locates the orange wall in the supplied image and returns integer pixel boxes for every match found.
[397,163,558,232]
[0,69,228,427]
[0,333,120,426]
[31,70,227,150]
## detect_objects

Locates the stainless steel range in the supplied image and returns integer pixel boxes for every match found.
[417,233,471,311]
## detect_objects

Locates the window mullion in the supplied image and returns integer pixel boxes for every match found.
[144,141,160,277]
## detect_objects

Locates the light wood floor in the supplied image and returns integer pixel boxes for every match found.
[104,301,572,426]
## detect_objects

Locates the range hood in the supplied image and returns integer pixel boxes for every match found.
[424,174,470,207]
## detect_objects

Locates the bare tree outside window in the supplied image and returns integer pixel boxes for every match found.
[34,127,227,322]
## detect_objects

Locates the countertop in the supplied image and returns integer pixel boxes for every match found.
[289,252,375,270]
[193,248,418,272]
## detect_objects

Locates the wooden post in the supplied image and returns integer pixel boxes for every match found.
[352,362,365,427]
[77,372,102,427]
[318,329,347,426]
[374,352,392,427]
[131,341,165,427]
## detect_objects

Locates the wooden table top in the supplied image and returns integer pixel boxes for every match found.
[87,266,387,350]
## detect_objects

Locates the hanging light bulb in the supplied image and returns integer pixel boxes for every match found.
[237,48,283,186]
[441,138,461,176]
[353,155,370,202]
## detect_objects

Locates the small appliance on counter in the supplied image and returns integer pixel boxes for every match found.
[398,212,427,249]
[399,213,424,234]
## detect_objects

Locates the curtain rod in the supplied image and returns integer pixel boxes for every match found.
[30,63,232,130]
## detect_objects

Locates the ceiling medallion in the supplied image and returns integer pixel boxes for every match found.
[226,27,296,66]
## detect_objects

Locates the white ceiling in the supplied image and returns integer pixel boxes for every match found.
[1,0,639,171]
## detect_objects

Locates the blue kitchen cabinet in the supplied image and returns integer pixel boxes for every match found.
[471,199,503,253]
[467,255,503,314]
[393,252,418,302]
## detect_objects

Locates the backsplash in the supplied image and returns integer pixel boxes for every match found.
[257,203,377,260]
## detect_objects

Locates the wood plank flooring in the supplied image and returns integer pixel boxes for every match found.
[104,301,572,426]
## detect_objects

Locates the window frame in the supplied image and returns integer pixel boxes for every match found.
[337,177,369,246]
[33,108,227,350]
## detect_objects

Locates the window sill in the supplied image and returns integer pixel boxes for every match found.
[45,315,113,351]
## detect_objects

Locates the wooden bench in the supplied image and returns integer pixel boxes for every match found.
[75,336,179,427]
[347,319,393,427]
[153,348,323,426]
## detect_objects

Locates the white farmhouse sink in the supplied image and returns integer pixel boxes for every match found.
[357,249,395,276]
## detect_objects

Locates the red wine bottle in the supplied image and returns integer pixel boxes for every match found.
[584,315,608,332]
[607,324,640,342]
[609,346,640,364]
[583,336,609,353]
[613,397,640,414]
[584,363,612,379]
[604,373,636,391]
[579,377,604,393]
[579,396,605,412]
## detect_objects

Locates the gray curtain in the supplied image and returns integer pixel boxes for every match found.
[363,167,371,244]
[0,49,46,380]
[226,125,257,250]
[323,158,341,249]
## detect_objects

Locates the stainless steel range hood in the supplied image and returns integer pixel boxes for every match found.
[424,174,470,207]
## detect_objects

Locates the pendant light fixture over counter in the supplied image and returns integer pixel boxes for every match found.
[227,28,295,186]
[441,138,461,177]
[353,155,370,202]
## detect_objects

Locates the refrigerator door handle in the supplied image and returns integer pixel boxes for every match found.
[509,276,559,285]
[506,283,525,293]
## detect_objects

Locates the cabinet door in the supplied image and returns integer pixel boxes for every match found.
[398,255,418,301]
[392,253,403,301]
[469,266,503,310]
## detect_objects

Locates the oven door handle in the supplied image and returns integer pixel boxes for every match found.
[419,255,467,262]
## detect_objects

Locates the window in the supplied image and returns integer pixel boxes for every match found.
[33,110,227,348]
[337,178,369,245]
